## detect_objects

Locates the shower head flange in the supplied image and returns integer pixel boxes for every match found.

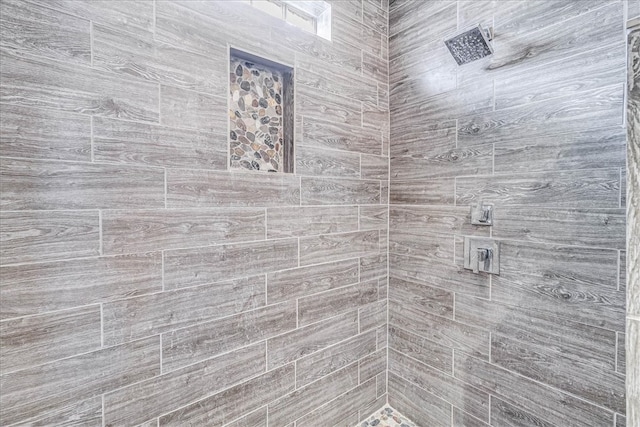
[444,24,494,66]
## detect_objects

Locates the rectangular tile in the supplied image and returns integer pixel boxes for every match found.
[160,364,294,427]
[0,336,160,426]
[389,230,455,263]
[92,23,226,96]
[298,279,378,326]
[387,373,451,427]
[103,275,265,346]
[389,326,452,373]
[458,85,624,145]
[0,105,91,161]
[296,379,377,426]
[362,1,388,35]
[224,407,267,427]
[362,51,389,85]
[93,117,227,170]
[167,169,300,208]
[491,334,625,413]
[102,208,265,255]
[390,64,457,106]
[23,396,103,427]
[164,239,298,289]
[359,299,387,333]
[389,178,454,205]
[267,363,359,426]
[389,205,490,237]
[359,205,388,230]
[299,230,379,266]
[302,117,382,154]
[617,332,625,375]
[389,299,490,360]
[298,88,362,127]
[454,352,615,426]
[390,253,490,299]
[494,126,626,174]
[295,145,360,177]
[0,306,101,374]
[360,253,388,281]
[492,207,626,249]
[267,205,358,239]
[490,397,554,427]
[297,331,376,387]
[456,169,621,208]
[0,49,159,122]
[390,349,489,422]
[162,302,296,372]
[361,154,389,180]
[359,347,386,383]
[389,277,453,319]
[492,241,623,330]
[455,294,617,370]
[160,85,226,133]
[104,343,266,427]
[0,252,161,319]
[0,0,90,64]
[295,66,377,105]
[267,310,358,369]
[301,177,380,205]
[266,258,359,304]
[0,158,164,210]
[333,12,383,58]
[0,210,99,265]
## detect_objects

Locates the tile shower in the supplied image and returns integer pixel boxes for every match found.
[0,1,636,427]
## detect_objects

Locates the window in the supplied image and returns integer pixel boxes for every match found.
[247,0,331,40]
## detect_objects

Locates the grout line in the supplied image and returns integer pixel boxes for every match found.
[158,84,162,125]
[98,210,103,255]
[100,303,104,348]
[90,116,95,162]
[161,251,165,291]
[159,334,163,375]
[614,331,618,373]
[89,21,94,66]
[101,394,105,427]
[620,167,624,208]
[164,168,168,208]
[617,250,621,291]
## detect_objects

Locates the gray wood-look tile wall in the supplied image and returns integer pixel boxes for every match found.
[389,0,628,426]
[0,0,389,425]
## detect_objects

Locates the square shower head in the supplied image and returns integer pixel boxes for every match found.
[444,24,494,66]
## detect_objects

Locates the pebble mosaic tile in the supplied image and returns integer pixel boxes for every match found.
[357,405,418,427]
[229,57,284,172]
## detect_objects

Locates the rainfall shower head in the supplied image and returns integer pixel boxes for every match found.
[444,24,494,66]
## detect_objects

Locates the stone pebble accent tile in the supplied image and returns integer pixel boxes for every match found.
[229,57,284,172]
[357,405,417,427]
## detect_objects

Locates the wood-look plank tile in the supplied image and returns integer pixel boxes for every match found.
[0,105,91,161]
[390,253,490,299]
[361,154,389,180]
[299,230,379,266]
[389,230,454,262]
[390,349,489,422]
[295,145,360,178]
[0,0,90,65]
[359,347,386,383]
[93,117,227,170]
[92,23,226,96]
[296,331,377,387]
[164,239,297,289]
[389,205,490,237]
[0,158,165,210]
[362,51,389,86]
[160,85,225,133]
[266,258,359,304]
[23,396,103,427]
[389,39,454,87]
[301,177,380,205]
[359,299,387,333]
[493,241,623,330]
[454,352,615,426]
[102,208,265,255]
[360,253,388,281]
[491,334,625,413]
[492,207,626,249]
[0,252,161,319]
[456,169,621,208]
[389,276,453,319]
[298,88,362,127]
[616,413,627,427]
[359,205,388,230]
[104,343,266,427]
[0,336,160,426]
[160,364,293,427]
[303,117,382,154]
[389,299,490,360]
[0,50,159,122]
[267,363,359,426]
[0,306,101,374]
[103,276,265,346]
[27,0,154,34]
[490,397,554,427]
[296,379,377,426]
[362,102,389,133]
[390,65,457,107]
[617,332,625,375]
[389,178,454,205]
[389,326,452,373]
[332,13,383,59]
[494,126,626,173]
[167,169,300,208]
[362,0,388,35]
[298,279,378,326]
[387,373,451,427]
[0,210,99,265]
[267,310,358,369]
[223,406,267,427]
[295,66,377,105]
[267,206,358,238]
[458,85,624,145]
[162,302,295,372]
[455,294,617,370]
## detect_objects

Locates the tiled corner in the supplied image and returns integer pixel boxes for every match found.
[357,405,417,427]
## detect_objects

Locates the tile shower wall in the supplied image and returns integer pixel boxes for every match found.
[388,1,627,426]
[0,0,389,425]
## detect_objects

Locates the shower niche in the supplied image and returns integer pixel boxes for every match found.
[229,48,294,173]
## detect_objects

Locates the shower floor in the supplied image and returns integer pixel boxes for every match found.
[357,405,417,427]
